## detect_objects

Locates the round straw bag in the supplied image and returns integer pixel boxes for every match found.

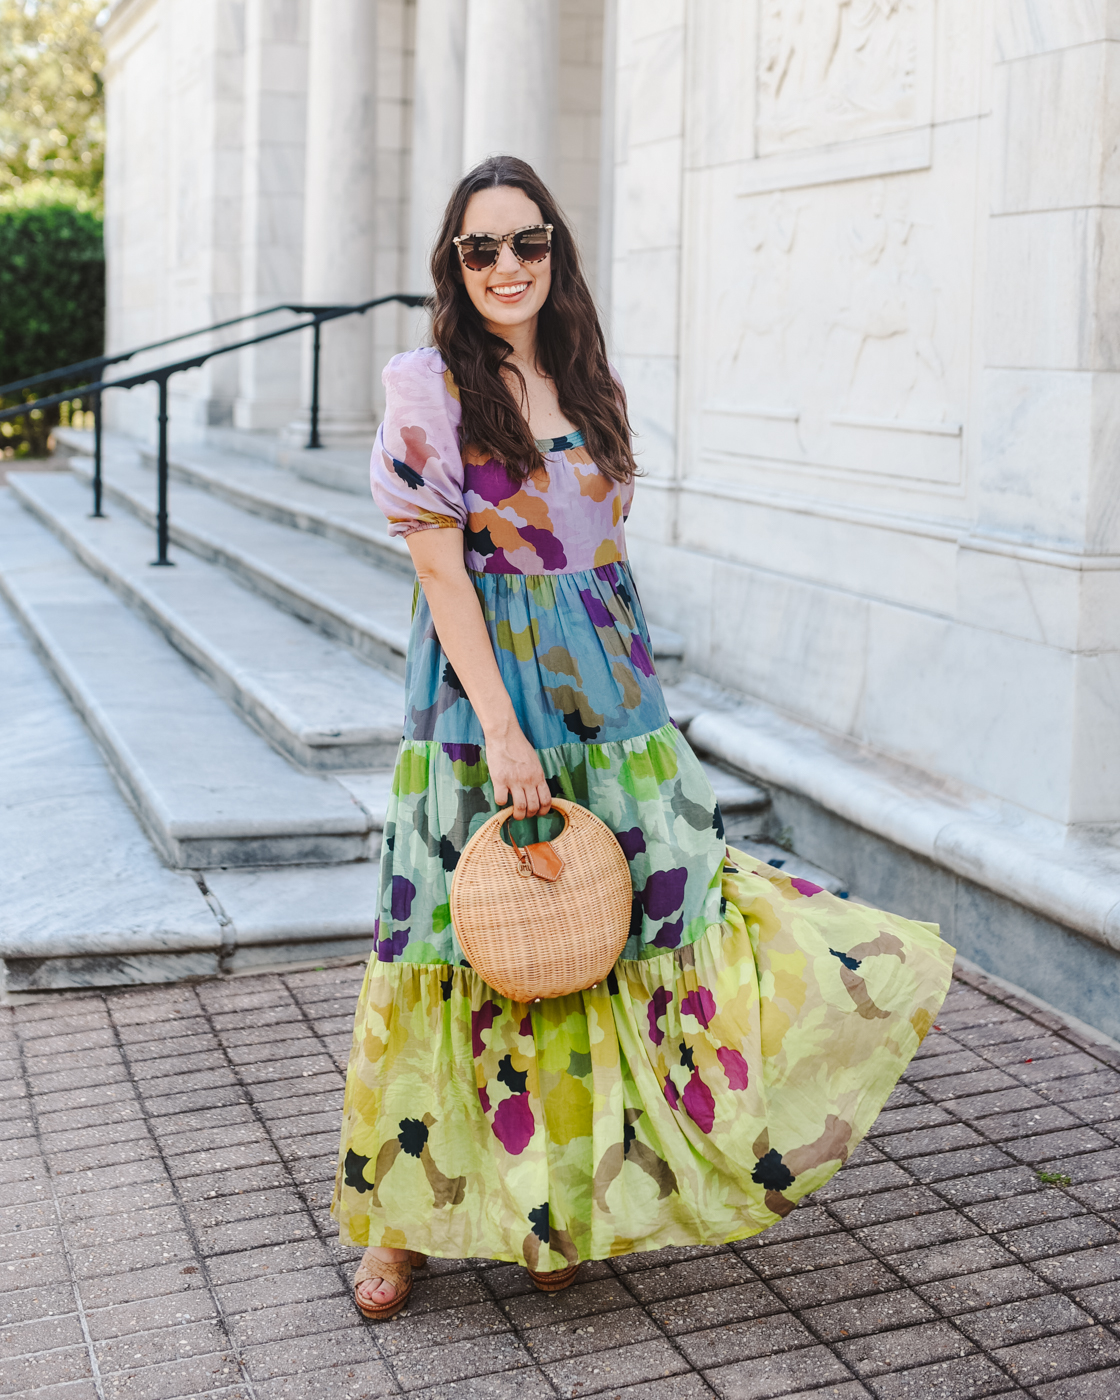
[449,798,633,1002]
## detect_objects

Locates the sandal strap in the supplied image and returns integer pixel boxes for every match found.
[355,1250,412,1295]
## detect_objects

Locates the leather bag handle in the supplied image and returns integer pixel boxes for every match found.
[494,799,570,883]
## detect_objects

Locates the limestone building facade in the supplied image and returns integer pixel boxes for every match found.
[99,0,1120,1019]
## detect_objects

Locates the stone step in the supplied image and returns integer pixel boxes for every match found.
[138,438,414,578]
[0,491,374,869]
[0,586,383,992]
[58,424,375,499]
[191,862,381,977]
[0,588,224,987]
[699,761,770,819]
[732,839,850,898]
[207,425,374,495]
[684,699,1120,1039]
[9,471,406,772]
[645,624,684,685]
[142,435,687,681]
[66,439,416,676]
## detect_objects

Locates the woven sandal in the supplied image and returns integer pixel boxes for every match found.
[527,1262,580,1293]
[353,1250,413,1320]
[409,1251,428,1269]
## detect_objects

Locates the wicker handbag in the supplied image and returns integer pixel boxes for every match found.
[449,798,633,1001]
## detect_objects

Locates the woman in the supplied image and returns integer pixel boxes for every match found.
[332,156,954,1319]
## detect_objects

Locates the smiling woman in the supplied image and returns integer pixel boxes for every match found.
[428,158,638,489]
[331,155,955,1322]
[452,187,570,444]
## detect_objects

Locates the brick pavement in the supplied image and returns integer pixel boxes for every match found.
[3,963,1120,1400]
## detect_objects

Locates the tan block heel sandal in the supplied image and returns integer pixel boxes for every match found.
[527,1262,580,1292]
[353,1250,415,1321]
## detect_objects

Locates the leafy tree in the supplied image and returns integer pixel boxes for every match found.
[0,3,106,453]
[0,0,107,204]
[0,202,104,454]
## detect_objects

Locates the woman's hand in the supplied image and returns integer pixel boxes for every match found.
[485,719,552,820]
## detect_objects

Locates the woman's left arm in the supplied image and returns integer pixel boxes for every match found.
[407,526,552,821]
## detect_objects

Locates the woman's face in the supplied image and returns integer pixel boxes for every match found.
[457,185,552,336]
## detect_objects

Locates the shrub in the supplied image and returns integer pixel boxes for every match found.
[0,200,104,455]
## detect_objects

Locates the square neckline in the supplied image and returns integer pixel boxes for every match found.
[534,429,584,453]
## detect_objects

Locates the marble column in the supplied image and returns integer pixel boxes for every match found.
[235,0,308,431]
[408,0,467,295]
[596,0,617,317]
[462,0,559,183]
[289,0,378,447]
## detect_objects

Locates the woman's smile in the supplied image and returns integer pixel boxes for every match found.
[488,280,530,302]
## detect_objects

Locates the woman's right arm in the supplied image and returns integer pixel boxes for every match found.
[406,526,551,821]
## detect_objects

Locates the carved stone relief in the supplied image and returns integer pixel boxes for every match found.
[824,179,949,428]
[758,0,927,154]
[727,192,803,411]
[703,170,965,485]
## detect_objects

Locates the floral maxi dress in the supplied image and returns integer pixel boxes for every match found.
[332,347,955,1269]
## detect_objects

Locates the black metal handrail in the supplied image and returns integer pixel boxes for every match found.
[0,302,311,399]
[0,292,428,562]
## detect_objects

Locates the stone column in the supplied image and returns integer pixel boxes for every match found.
[289,0,378,447]
[408,0,467,295]
[595,0,617,313]
[235,0,308,431]
[462,0,559,183]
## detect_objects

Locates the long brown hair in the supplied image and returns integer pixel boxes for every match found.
[430,155,637,484]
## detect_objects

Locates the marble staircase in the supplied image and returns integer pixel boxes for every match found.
[1,430,775,994]
[9,470,408,771]
[65,440,416,677]
[0,494,375,869]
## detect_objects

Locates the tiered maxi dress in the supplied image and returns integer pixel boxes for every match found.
[332,347,955,1269]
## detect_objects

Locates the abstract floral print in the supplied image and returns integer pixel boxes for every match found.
[335,347,956,1264]
[332,854,954,1264]
[406,562,668,748]
[371,348,633,574]
[376,722,726,968]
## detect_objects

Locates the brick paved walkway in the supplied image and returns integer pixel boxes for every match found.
[4,963,1120,1400]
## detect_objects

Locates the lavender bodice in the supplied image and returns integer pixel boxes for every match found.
[370,347,633,575]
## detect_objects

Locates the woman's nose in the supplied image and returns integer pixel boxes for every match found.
[494,241,521,274]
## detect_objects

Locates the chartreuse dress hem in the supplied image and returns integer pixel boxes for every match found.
[331,347,955,1267]
[332,854,951,1266]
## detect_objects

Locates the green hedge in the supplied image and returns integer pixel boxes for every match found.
[0,202,105,455]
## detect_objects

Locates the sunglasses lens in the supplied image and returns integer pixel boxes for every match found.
[513,227,551,262]
[460,238,499,270]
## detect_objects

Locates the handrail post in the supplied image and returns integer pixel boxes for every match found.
[151,375,174,566]
[307,318,322,449]
[90,390,105,518]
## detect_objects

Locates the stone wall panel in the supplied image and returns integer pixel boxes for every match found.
[994,0,1120,63]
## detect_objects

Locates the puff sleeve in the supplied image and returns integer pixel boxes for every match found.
[370,347,466,537]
